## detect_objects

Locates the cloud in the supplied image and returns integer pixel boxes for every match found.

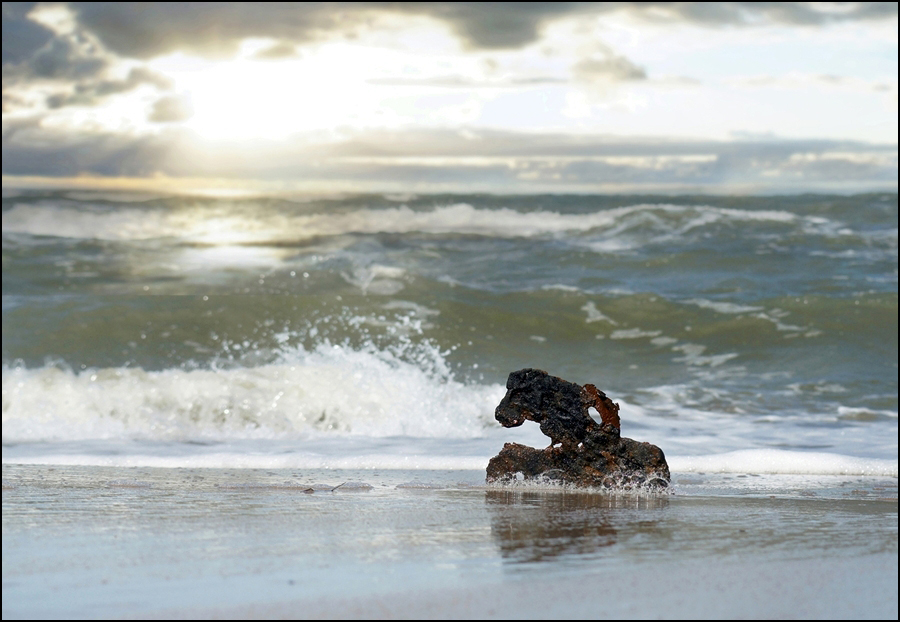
[62,3,588,58]
[2,121,180,177]
[733,73,897,93]
[3,9,115,111]
[1,2,55,64]
[367,75,566,88]
[572,55,646,83]
[46,66,173,109]
[2,3,895,194]
[407,3,585,50]
[252,41,300,60]
[148,95,193,123]
[312,131,897,191]
[625,2,898,27]
[3,5,111,85]
[66,2,374,59]
[19,33,107,79]
[4,2,892,122]
[3,126,895,193]
[51,3,900,61]
[2,5,174,112]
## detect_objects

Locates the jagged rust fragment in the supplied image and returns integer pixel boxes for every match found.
[487,369,669,489]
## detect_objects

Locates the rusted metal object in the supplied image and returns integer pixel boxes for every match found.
[487,369,670,489]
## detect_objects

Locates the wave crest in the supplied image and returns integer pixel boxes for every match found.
[1,342,505,442]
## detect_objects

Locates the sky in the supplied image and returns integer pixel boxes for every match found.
[2,2,898,194]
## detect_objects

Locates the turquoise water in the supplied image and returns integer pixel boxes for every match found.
[2,190,897,470]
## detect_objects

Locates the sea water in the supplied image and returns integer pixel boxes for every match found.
[3,190,897,618]
[2,190,897,475]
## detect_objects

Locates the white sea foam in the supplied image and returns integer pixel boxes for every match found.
[836,406,899,420]
[2,202,840,246]
[3,444,895,477]
[2,349,894,474]
[64,191,165,203]
[669,450,898,477]
[610,328,663,339]
[683,299,764,314]
[2,203,179,240]
[0,450,493,470]
[650,336,678,346]
[671,343,739,367]
[581,301,618,325]
[542,284,581,292]
[1,343,506,443]
[341,264,407,295]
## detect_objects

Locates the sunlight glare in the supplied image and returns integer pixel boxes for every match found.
[153,45,378,140]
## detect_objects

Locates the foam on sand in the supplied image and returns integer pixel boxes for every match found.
[670,449,898,477]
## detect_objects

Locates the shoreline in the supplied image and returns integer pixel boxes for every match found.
[3,441,897,478]
[3,465,897,619]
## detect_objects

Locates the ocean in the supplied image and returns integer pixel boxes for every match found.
[2,189,897,618]
[3,190,897,473]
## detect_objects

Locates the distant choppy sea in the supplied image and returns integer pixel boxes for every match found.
[2,190,897,476]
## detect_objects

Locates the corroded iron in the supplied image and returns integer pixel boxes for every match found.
[487,369,670,489]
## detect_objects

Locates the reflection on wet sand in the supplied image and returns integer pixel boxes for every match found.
[486,490,668,563]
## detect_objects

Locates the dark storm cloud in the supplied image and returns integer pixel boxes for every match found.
[22,34,107,80]
[397,2,897,50]
[1,2,53,64]
[62,2,586,58]
[2,4,109,82]
[66,2,367,59]
[60,3,899,60]
[2,5,174,111]
[401,2,584,49]
[2,120,180,177]
[45,66,173,109]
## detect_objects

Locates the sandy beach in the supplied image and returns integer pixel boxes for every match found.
[3,464,896,619]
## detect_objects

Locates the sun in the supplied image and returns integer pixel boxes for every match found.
[149,42,383,141]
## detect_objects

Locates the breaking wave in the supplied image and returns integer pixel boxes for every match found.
[1,202,861,246]
[1,341,505,443]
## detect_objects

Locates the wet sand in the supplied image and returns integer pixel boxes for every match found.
[2,465,897,619]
